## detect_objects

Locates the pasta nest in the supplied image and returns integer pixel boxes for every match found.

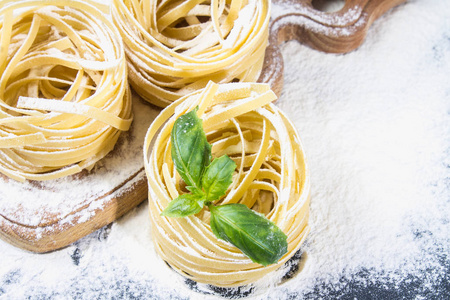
[144,82,310,287]
[0,0,132,181]
[112,0,270,107]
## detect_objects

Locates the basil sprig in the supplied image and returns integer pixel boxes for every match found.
[162,108,288,266]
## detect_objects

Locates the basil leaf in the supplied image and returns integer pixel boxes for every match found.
[202,155,236,201]
[185,186,204,197]
[209,204,288,266]
[161,194,205,218]
[171,108,211,189]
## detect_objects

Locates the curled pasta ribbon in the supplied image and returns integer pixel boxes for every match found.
[112,0,270,107]
[144,82,310,287]
[0,0,132,181]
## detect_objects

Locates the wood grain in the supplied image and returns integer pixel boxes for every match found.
[270,0,407,53]
[0,0,405,253]
[259,0,407,96]
[0,170,147,253]
[0,97,160,253]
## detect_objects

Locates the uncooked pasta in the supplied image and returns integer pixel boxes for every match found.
[144,82,310,287]
[0,0,132,181]
[112,0,270,107]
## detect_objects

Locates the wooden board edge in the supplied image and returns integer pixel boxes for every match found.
[0,170,148,253]
[270,0,407,53]
[258,43,284,98]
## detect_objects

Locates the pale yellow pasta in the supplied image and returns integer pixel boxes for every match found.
[0,0,132,181]
[144,82,310,287]
[112,0,270,107]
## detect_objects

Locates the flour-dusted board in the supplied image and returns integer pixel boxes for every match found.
[0,0,406,252]
[0,98,159,252]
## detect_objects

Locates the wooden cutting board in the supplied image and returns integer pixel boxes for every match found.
[0,0,406,253]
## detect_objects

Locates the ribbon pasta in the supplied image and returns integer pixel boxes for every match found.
[112,0,270,107]
[0,0,132,181]
[144,82,310,287]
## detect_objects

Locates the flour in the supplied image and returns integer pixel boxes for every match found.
[272,0,450,297]
[222,0,257,49]
[0,95,158,227]
[0,0,449,299]
[271,0,362,37]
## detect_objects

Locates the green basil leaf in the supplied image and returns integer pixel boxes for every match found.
[161,194,205,218]
[171,108,211,189]
[185,186,204,197]
[209,204,288,266]
[202,155,236,201]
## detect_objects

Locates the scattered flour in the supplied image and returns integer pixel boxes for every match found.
[271,0,362,37]
[0,0,449,299]
[0,96,158,228]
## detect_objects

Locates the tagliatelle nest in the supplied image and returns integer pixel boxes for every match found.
[0,0,132,181]
[144,82,310,287]
[112,0,270,107]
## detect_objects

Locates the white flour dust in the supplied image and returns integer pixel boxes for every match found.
[273,0,450,296]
